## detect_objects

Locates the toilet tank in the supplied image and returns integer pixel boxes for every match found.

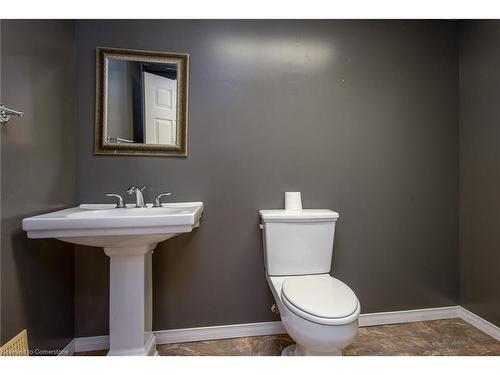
[259,209,339,276]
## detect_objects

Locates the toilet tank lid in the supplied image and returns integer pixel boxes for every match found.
[259,209,339,223]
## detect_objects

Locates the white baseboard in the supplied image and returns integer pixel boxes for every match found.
[459,307,500,341]
[155,321,286,345]
[70,322,285,353]
[71,305,478,353]
[58,339,75,356]
[73,335,109,353]
[358,306,460,327]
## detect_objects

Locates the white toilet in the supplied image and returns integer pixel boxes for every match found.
[259,208,360,356]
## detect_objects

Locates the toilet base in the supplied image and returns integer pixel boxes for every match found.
[281,344,297,356]
[281,344,342,356]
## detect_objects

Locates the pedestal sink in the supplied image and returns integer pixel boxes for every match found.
[22,202,203,356]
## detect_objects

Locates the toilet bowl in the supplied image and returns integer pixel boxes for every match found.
[259,208,360,356]
[267,274,360,355]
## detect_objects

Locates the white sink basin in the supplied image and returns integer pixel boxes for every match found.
[22,201,203,356]
[68,207,185,218]
[23,202,203,244]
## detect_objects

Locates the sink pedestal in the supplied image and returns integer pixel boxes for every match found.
[104,245,157,356]
[22,202,204,356]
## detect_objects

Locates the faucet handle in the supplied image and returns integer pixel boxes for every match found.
[127,185,146,194]
[153,192,172,208]
[106,193,126,208]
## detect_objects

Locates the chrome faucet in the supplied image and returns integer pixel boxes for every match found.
[106,193,126,208]
[127,186,146,208]
[153,192,172,207]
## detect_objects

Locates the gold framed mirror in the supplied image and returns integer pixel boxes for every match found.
[95,47,189,156]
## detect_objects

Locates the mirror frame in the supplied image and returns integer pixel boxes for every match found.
[95,47,189,157]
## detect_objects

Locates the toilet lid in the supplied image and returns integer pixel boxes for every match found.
[281,274,359,322]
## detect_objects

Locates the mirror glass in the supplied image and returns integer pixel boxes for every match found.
[95,47,189,156]
[107,59,178,145]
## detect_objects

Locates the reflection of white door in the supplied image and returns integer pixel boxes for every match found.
[143,72,177,144]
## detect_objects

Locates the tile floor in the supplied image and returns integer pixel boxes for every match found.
[74,318,500,356]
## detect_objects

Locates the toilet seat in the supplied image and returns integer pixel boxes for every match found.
[281,274,360,326]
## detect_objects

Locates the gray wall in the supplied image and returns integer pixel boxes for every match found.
[0,20,76,352]
[75,20,459,336]
[459,21,500,326]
